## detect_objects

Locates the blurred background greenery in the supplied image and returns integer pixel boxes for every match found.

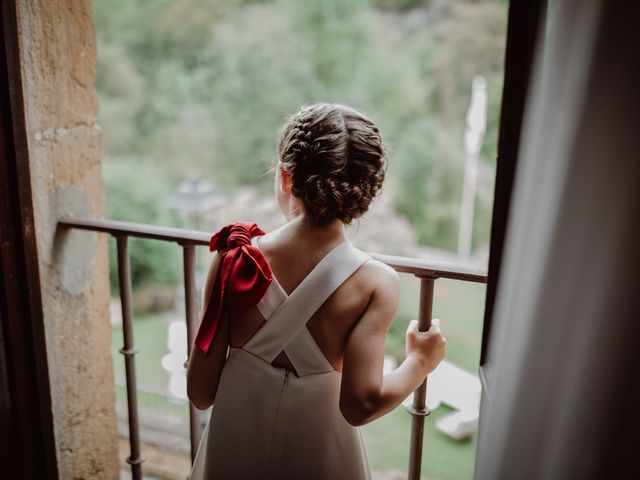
[95,0,506,288]
[96,0,506,478]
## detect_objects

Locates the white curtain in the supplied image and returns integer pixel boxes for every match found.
[475,1,640,478]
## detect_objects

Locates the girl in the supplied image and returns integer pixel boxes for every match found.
[186,103,446,479]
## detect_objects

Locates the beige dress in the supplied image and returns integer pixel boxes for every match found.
[188,237,373,480]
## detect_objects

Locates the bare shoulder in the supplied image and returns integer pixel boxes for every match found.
[355,258,400,298]
[344,258,400,334]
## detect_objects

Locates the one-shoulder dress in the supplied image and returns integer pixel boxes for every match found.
[188,236,373,480]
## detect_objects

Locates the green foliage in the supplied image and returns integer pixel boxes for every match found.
[103,159,182,292]
[376,0,430,10]
[391,118,464,249]
[94,0,507,251]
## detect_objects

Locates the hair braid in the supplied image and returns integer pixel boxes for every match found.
[277,103,387,226]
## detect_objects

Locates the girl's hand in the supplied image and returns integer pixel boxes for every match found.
[405,318,446,375]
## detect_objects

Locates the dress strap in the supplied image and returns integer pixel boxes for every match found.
[283,327,334,376]
[243,240,369,366]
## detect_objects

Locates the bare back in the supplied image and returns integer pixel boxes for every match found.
[227,224,385,373]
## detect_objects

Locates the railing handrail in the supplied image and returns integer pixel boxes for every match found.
[59,214,487,480]
[58,215,487,283]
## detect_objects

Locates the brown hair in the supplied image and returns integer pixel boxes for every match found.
[277,103,387,226]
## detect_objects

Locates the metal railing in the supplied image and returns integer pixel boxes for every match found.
[59,215,487,480]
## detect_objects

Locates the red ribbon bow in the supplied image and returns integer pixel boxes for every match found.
[194,222,272,355]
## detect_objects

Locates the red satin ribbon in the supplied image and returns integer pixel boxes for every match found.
[194,222,272,355]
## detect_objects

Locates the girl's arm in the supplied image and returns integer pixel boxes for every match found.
[339,263,446,426]
[186,251,230,410]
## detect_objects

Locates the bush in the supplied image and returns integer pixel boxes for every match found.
[103,158,182,293]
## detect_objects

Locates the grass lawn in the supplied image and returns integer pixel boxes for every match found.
[111,276,485,479]
[111,314,172,387]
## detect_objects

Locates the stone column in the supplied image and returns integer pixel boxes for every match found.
[14,1,118,478]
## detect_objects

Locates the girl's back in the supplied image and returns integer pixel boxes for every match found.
[229,222,392,374]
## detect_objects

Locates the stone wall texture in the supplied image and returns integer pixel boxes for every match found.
[16,1,119,478]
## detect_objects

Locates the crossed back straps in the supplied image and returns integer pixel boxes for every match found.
[242,237,370,376]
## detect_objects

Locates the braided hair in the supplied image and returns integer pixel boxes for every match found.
[277,103,387,226]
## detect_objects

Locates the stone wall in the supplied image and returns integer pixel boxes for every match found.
[15,1,118,478]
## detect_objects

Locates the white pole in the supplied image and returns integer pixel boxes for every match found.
[458,75,488,258]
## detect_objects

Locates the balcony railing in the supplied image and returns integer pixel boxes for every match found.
[59,215,487,480]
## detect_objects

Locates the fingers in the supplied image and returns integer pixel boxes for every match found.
[431,318,446,344]
[407,318,443,334]
[429,318,441,334]
[406,319,418,334]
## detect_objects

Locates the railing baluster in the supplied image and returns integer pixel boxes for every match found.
[406,276,436,480]
[116,236,145,480]
[59,217,488,477]
[182,244,202,461]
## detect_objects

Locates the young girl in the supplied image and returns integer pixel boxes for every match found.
[186,103,446,479]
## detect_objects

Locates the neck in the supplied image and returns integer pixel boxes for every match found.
[286,211,345,240]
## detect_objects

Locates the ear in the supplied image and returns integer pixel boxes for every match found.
[279,165,292,193]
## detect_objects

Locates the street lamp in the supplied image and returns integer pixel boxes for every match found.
[166,176,225,231]
[164,176,225,407]
[166,174,226,297]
